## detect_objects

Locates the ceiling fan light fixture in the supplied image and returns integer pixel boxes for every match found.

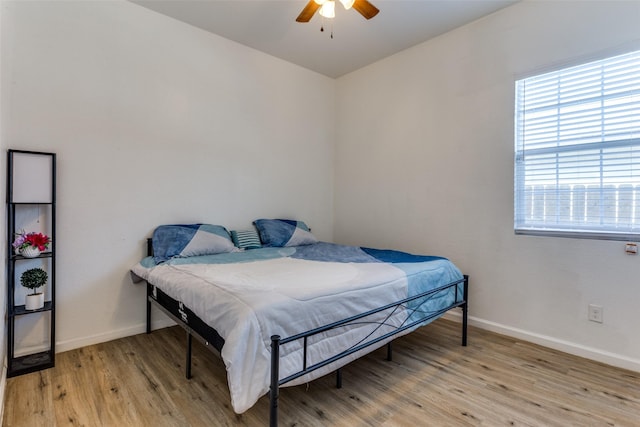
[296,0,379,25]
[319,1,335,19]
[340,0,355,10]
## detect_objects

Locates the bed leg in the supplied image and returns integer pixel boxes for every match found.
[387,342,392,361]
[186,332,193,379]
[336,368,342,389]
[462,275,469,347]
[270,335,280,427]
[146,282,152,334]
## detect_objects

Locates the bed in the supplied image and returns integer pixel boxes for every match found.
[130,221,468,426]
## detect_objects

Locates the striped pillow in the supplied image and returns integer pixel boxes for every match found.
[230,229,262,250]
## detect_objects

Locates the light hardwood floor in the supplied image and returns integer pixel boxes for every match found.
[3,319,639,426]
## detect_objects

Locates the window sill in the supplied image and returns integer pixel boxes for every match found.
[515,228,640,242]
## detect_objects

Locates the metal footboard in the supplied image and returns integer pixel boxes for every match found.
[268,274,469,427]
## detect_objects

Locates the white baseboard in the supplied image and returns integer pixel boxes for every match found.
[56,318,175,354]
[442,312,640,373]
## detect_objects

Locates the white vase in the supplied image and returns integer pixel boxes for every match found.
[25,292,44,310]
[20,246,41,258]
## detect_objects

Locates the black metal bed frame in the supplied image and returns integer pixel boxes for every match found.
[144,238,469,426]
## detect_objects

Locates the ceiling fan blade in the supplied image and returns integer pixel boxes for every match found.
[352,0,379,20]
[296,1,321,22]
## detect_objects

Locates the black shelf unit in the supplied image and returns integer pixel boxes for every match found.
[6,149,56,377]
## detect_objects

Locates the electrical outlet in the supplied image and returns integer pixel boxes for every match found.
[588,304,603,323]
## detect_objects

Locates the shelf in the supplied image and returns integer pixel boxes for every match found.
[11,301,53,317]
[10,252,53,261]
[7,350,54,378]
[7,149,56,377]
[8,202,54,205]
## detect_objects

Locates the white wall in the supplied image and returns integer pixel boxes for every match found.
[3,0,640,377]
[335,0,640,371]
[1,0,335,352]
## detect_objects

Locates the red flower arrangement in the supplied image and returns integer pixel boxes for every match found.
[12,231,51,251]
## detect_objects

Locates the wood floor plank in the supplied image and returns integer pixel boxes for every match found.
[4,319,639,426]
[4,370,53,426]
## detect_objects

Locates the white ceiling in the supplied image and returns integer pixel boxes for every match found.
[131,0,519,78]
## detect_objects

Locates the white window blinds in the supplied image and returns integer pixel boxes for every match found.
[515,49,640,240]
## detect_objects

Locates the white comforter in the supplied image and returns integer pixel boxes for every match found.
[131,246,460,413]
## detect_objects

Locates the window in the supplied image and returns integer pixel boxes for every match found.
[515,49,640,240]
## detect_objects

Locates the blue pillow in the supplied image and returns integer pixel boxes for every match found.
[230,229,262,250]
[152,224,237,263]
[253,219,318,247]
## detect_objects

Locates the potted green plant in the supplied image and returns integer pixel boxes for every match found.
[21,268,48,310]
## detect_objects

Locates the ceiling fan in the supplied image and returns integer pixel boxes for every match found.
[296,0,380,23]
